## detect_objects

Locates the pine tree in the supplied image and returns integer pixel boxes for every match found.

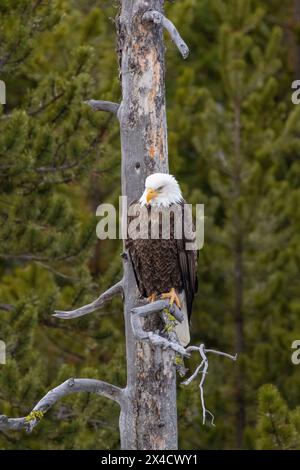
[256,384,300,450]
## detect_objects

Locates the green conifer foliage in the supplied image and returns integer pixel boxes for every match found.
[256,384,300,450]
[1,0,300,450]
[0,0,123,449]
[165,0,300,449]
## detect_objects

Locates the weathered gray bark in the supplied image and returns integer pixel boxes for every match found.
[117,0,178,450]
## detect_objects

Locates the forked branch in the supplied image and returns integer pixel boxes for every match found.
[182,344,237,425]
[0,378,124,433]
[143,10,189,59]
[53,280,123,320]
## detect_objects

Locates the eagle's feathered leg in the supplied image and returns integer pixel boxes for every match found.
[147,293,157,303]
[160,288,181,309]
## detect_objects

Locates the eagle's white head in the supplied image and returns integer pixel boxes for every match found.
[139,173,183,208]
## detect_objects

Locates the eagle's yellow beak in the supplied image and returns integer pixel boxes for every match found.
[146,188,158,204]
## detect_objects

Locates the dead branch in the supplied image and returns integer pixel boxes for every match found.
[53,280,123,319]
[0,378,124,433]
[182,344,237,425]
[142,10,189,59]
[85,100,120,115]
[131,299,188,357]
[132,298,184,322]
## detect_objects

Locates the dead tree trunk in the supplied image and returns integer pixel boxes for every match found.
[117,0,177,450]
[69,2,188,448]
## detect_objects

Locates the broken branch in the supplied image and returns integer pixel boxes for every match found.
[53,280,123,319]
[85,100,120,115]
[142,10,189,59]
[0,378,124,433]
[131,299,184,323]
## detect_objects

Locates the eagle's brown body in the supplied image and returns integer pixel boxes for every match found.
[126,200,198,321]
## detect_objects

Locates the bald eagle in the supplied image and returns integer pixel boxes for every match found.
[126,173,198,346]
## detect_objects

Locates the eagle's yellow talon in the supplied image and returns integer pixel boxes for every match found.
[147,293,157,303]
[161,288,181,309]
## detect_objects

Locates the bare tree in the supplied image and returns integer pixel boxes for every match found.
[0,1,236,450]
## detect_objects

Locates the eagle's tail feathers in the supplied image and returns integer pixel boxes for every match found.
[174,292,190,347]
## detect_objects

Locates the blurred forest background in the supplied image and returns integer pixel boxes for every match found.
[1,0,300,450]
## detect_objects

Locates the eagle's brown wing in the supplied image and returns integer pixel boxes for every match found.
[177,200,198,320]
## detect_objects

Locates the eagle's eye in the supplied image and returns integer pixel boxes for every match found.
[156,186,164,192]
